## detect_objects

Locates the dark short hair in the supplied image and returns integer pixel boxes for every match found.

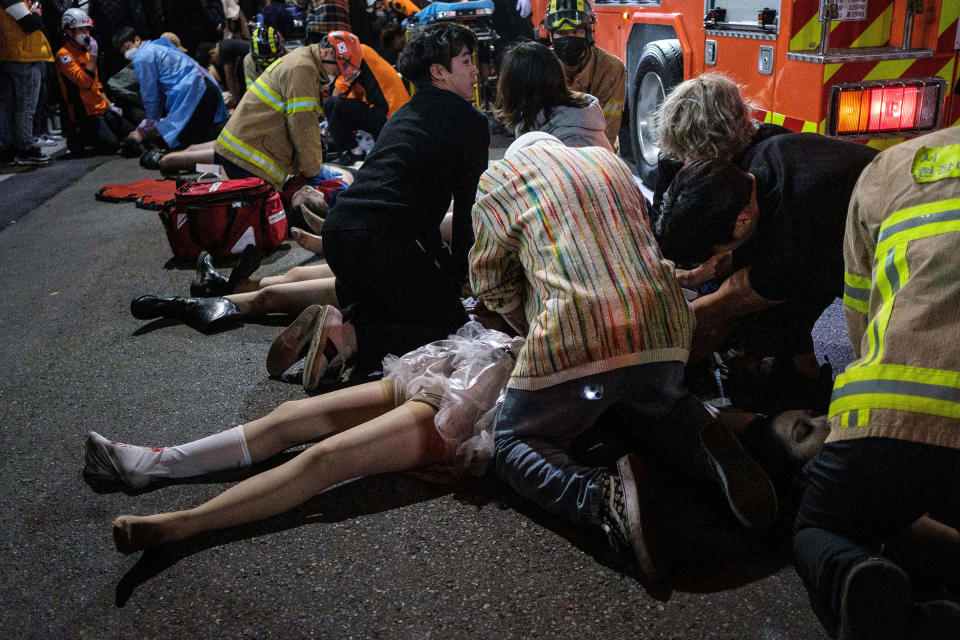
[495,40,587,132]
[398,22,477,88]
[654,159,753,266]
[196,42,216,68]
[112,27,138,53]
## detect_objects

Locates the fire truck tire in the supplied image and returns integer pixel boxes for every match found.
[631,39,683,188]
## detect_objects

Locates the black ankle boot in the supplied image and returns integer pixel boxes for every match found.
[190,251,231,297]
[130,295,241,332]
[226,244,264,290]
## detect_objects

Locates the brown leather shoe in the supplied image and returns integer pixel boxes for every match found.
[266,305,325,377]
[302,305,353,392]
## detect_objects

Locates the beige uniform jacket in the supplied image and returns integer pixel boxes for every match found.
[566,45,625,149]
[830,126,960,450]
[213,45,328,189]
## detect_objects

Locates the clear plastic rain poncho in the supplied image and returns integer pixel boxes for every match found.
[383,322,525,477]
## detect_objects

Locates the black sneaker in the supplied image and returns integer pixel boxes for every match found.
[14,145,51,165]
[325,149,365,166]
[139,147,167,170]
[839,558,912,640]
[699,420,778,529]
[598,454,668,586]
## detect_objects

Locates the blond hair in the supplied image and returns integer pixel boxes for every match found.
[655,73,758,163]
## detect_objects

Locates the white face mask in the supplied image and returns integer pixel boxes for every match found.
[75,33,91,48]
[124,47,137,61]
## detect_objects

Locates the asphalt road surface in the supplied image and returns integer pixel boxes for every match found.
[0,147,852,639]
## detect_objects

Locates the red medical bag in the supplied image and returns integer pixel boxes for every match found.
[158,178,287,259]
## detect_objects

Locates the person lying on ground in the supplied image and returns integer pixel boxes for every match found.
[128,206,457,334]
[87,321,524,554]
[85,322,815,562]
[469,132,777,588]
[494,40,611,151]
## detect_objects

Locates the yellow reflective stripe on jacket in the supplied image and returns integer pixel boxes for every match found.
[250,76,319,115]
[839,407,870,427]
[602,101,624,115]
[859,243,909,367]
[876,198,960,256]
[843,271,871,314]
[830,363,960,420]
[216,128,285,185]
[286,97,319,114]
[250,78,285,113]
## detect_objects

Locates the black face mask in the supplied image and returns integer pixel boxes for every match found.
[551,36,588,67]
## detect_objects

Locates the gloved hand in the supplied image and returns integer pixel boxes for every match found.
[108,103,123,117]
[137,118,159,133]
[16,12,44,33]
[515,0,531,18]
[87,36,99,57]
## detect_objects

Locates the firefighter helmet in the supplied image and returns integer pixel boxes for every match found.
[324,31,363,83]
[251,24,285,69]
[544,0,594,33]
[61,8,94,31]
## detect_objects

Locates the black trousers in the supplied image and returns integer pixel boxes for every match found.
[322,229,468,371]
[793,437,960,634]
[176,78,225,148]
[67,110,134,155]
[322,95,386,153]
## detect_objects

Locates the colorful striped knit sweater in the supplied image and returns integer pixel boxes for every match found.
[469,141,694,390]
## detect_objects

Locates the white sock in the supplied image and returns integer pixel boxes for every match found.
[86,425,251,487]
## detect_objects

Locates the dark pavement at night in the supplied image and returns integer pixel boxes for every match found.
[0,144,850,639]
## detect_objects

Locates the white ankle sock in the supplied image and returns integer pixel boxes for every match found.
[88,425,251,487]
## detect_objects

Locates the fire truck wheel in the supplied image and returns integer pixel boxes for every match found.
[631,39,683,188]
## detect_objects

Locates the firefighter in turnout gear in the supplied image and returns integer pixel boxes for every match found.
[543,0,623,149]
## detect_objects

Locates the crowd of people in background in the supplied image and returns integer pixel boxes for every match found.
[0,0,457,166]
[4,0,956,638]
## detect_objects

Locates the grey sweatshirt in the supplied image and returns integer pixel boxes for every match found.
[517,93,613,151]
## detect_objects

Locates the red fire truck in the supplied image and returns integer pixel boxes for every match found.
[532,0,959,182]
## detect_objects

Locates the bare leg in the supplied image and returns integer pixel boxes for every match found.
[232,264,335,294]
[227,277,339,316]
[158,142,216,173]
[440,211,453,244]
[243,379,396,461]
[113,400,443,552]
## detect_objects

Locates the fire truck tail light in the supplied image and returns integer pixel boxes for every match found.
[829,78,945,137]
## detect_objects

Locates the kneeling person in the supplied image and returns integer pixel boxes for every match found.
[319,30,410,165]
[655,134,878,410]
[114,28,228,150]
[213,40,330,189]
[471,133,778,581]
[55,9,134,156]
